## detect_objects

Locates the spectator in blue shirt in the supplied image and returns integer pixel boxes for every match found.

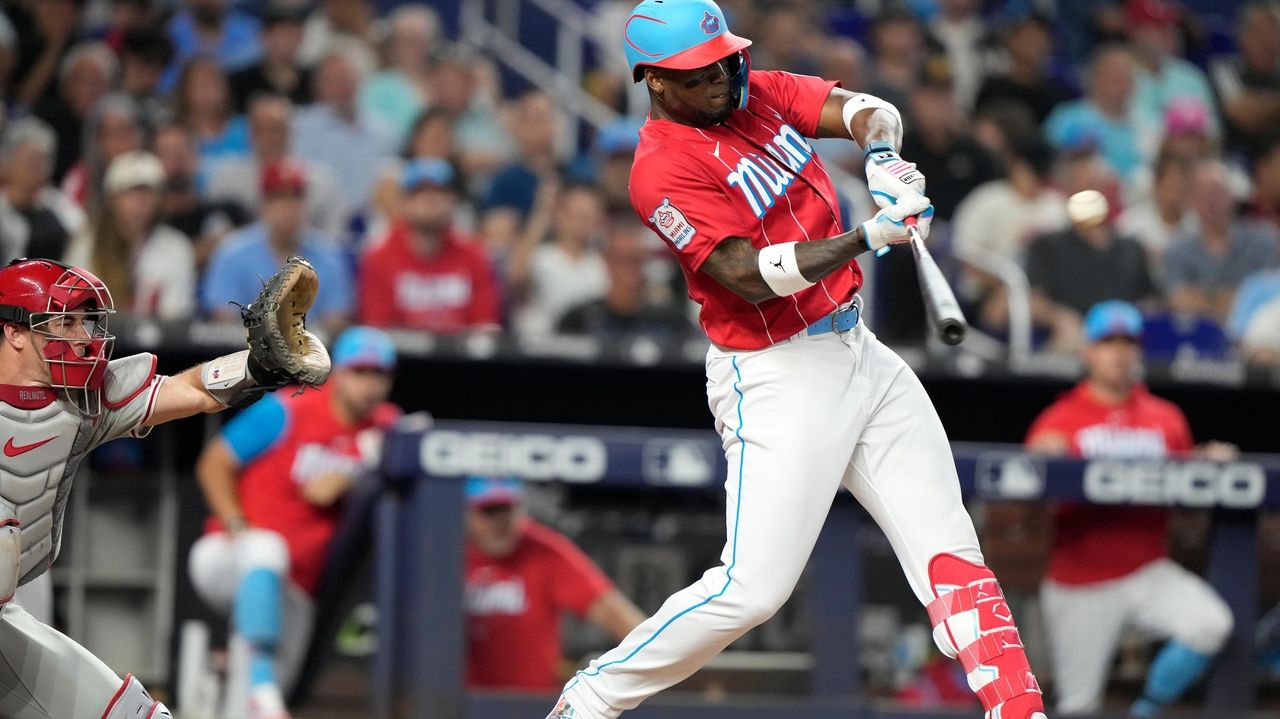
[201,160,353,331]
[482,89,561,219]
[1046,43,1147,183]
[164,0,262,92]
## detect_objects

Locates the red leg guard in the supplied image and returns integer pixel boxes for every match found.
[927,554,1045,719]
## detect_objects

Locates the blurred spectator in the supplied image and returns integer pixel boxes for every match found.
[483,90,561,219]
[1027,190,1157,352]
[975,8,1073,124]
[1228,268,1280,344]
[927,0,986,111]
[1244,135,1280,223]
[1117,150,1197,268]
[508,182,608,338]
[164,0,262,91]
[1163,160,1278,324]
[60,93,143,210]
[0,12,16,102]
[1027,300,1234,717]
[751,5,822,77]
[359,4,440,145]
[298,0,377,75]
[0,117,85,263]
[66,151,195,319]
[464,476,645,691]
[359,158,500,332]
[1239,295,1280,365]
[207,94,345,241]
[189,326,399,718]
[1046,44,1146,183]
[9,0,84,109]
[866,9,927,125]
[32,41,117,183]
[970,99,1040,167]
[228,3,311,114]
[951,136,1068,332]
[173,55,251,187]
[1158,97,1215,162]
[202,160,353,329]
[557,223,690,341]
[1127,0,1220,140]
[568,118,641,220]
[428,53,512,180]
[368,106,458,237]
[90,0,152,47]
[119,27,176,127]
[1209,1,1280,158]
[292,49,394,223]
[153,122,250,267]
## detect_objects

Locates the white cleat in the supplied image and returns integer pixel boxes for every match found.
[248,684,291,719]
[545,696,578,718]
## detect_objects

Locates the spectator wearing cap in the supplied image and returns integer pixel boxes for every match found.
[951,136,1069,332]
[207,94,346,241]
[0,117,85,264]
[367,106,458,241]
[1163,159,1278,325]
[1027,299,1235,718]
[228,4,312,114]
[189,325,400,718]
[292,48,396,221]
[164,0,262,92]
[1026,189,1158,353]
[1209,2,1280,159]
[1158,97,1215,162]
[880,52,999,345]
[975,6,1074,124]
[507,181,609,338]
[1127,0,1220,141]
[464,476,645,691]
[202,160,353,331]
[358,5,441,146]
[567,118,641,221]
[359,158,500,332]
[67,151,196,319]
[1045,44,1147,183]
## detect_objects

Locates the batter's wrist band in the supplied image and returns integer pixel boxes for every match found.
[863,140,896,161]
[758,242,816,297]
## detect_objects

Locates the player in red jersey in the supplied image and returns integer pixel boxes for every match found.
[188,326,400,719]
[547,2,1045,718]
[464,477,645,691]
[1026,300,1234,716]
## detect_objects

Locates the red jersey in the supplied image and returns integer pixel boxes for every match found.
[465,519,614,690]
[359,223,501,332]
[207,387,400,594]
[1026,382,1194,585]
[629,70,859,349]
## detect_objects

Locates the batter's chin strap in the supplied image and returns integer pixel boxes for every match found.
[927,579,1044,708]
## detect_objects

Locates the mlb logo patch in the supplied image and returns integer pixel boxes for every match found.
[650,197,697,250]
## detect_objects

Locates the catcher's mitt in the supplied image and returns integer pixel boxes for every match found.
[242,256,331,388]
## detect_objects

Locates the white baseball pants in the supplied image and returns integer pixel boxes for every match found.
[0,602,124,718]
[560,320,984,717]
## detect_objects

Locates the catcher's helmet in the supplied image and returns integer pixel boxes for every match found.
[0,258,116,416]
[624,0,752,109]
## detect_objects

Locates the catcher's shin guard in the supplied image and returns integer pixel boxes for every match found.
[927,554,1045,719]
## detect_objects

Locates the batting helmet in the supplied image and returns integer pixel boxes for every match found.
[624,0,752,108]
[0,258,115,416]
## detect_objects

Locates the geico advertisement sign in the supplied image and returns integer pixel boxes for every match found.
[1083,461,1267,508]
[420,431,608,482]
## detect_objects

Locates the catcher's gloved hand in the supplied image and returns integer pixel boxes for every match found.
[864,140,926,209]
[861,195,933,253]
[242,255,331,389]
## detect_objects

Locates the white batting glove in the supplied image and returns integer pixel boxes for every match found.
[860,196,934,253]
[864,140,926,209]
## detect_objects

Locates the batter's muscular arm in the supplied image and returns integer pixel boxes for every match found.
[702,229,872,304]
[196,438,248,528]
[816,88,902,147]
[143,365,227,426]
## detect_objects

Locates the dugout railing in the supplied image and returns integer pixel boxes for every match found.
[373,420,1280,719]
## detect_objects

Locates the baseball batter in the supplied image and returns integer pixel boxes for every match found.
[1027,300,1233,716]
[548,2,1045,718]
[0,256,329,719]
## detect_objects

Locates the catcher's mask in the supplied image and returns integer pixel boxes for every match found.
[0,258,116,416]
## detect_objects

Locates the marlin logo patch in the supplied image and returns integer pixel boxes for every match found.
[700,11,720,35]
[650,197,697,250]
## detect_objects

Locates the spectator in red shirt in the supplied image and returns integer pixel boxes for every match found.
[1026,300,1235,717]
[359,157,501,332]
[464,477,645,691]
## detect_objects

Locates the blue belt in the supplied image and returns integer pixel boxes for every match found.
[806,303,860,337]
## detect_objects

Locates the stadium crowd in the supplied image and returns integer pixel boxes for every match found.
[0,0,1277,363]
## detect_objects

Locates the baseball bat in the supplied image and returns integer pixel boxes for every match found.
[904,217,967,345]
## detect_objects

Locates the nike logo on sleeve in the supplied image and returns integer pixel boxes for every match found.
[4,435,59,457]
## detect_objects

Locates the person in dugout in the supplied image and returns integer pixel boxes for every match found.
[1025,300,1236,717]
[188,326,401,719]
[464,476,647,691]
